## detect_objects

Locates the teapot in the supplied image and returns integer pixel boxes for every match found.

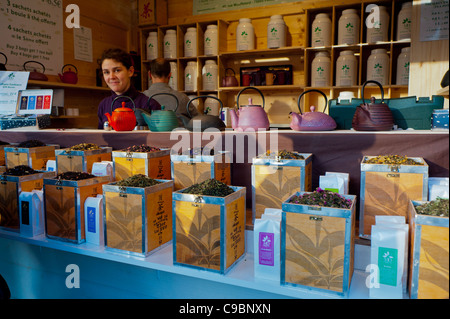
[104,96,137,131]
[290,89,337,131]
[352,80,394,131]
[58,64,78,84]
[0,52,7,71]
[182,95,226,131]
[24,61,48,81]
[222,68,239,87]
[141,93,180,132]
[229,86,270,132]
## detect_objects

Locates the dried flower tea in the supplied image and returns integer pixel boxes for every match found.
[116,174,162,188]
[3,165,38,176]
[289,187,353,209]
[68,143,101,151]
[258,150,304,160]
[181,178,234,197]
[56,171,96,181]
[415,198,449,217]
[17,139,46,148]
[122,144,161,153]
[363,155,422,165]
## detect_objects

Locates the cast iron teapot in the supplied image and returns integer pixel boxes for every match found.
[222,68,239,87]
[105,95,137,131]
[58,64,78,84]
[183,95,225,131]
[141,92,180,132]
[23,61,48,81]
[230,86,270,131]
[0,52,7,71]
[352,80,394,131]
[290,89,337,131]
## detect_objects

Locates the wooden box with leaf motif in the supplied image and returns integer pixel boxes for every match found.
[252,152,312,223]
[0,171,55,231]
[4,144,58,170]
[281,191,356,297]
[172,186,246,274]
[171,151,231,191]
[408,200,449,299]
[359,155,428,239]
[56,147,112,174]
[43,175,110,243]
[112,148,171,181]
[102,179,173,256]
[0,144,12,166]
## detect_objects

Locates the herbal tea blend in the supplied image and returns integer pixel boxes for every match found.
[3,165,38,176]
[115,174,162,188]
[258,150,305,160]
[289,187,352,209]
[68,143,101,151]
[56,171,96,181]
[122,144,161,153]
[363,155,422,165]
[181,178,234,197]
[415,198,449,217]
[17,139,46,148]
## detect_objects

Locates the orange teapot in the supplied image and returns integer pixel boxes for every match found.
[104,96,137,131]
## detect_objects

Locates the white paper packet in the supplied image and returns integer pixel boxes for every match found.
[254,213,281,282]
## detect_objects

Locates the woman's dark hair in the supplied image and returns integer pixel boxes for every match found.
[149,58,171,78]
[100,48,134,70]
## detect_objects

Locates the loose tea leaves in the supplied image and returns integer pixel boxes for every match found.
[415,198,449,217]
[258,150,305,160]
[122,144,161,153]
[68,143,101,151]
[116,174,162,188]
[289,187,353,209]
[363,155,422,165]
[56,171,96,181]
[17,139,46,148]
[181,178,234,197]
[3,165,38,176]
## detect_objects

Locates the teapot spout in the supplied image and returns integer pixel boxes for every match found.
[105,113,113,126]
[178,114,190,128]
[229,108,238,129]
[289,112,302,131]
[58,73,63,81]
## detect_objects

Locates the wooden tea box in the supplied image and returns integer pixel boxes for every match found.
[252,152,313,222]
[171,152,231,191]
[408,200,449,299]
[0,144,12,166]
[112,148,171,181]
[359,156,428,239]
[281,191,356,297]
[172,186,246,274]
[102,179,173,256]
[0,171,55,231]
[44,175,109,243]
[4,144,59,170]
[56,147,112,174]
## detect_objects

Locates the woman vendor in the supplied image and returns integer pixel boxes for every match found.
[97,48,160,129]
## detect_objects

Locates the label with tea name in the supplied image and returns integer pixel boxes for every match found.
[87,207,96,233]
[259,232,274,266]
[378,247,398,286]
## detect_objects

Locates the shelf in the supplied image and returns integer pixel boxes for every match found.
[220,46,305,58]
[27,80,110,92]
[219,85,301,92]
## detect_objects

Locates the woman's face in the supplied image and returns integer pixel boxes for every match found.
[102,59,134,95]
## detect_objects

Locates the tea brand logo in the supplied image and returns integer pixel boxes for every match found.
[65,264,80,289]
[65,4,80,29]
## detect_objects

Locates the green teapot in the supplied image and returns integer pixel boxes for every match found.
[142,93,180,132]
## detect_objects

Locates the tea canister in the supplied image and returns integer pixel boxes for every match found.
[397,2,412,40]
[184,27,197,57]
[338,9,360,45]
[204,24,218,56]
[202,60,218,91]
[236,18,255,51]
[311,51,331,87]
[163,29,177,59]
[366,5,390,43]
[396,47,410,85]
[367,48,389,85]
[336,50,358,86]
[184,61,197,92]
[169,61,178,90]
[311,13,332,47]
[146,31,158,60]
[267,15,286,49]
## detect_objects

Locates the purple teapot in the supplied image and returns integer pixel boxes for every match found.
[290,89,336,131]
[230,86,270,132]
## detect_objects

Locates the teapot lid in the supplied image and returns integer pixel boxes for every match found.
[115,101,134,111]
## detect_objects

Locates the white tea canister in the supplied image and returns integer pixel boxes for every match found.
[146,32,158,60]
[396,47,410,85]
[236,18,255,51]
[311,13,332,47]
[338,9,360,45]
[204,25,218,56]
[164,29,177,59]
[267,15,286,49]
[184,27,197,57]
[336,50,358,86]
[367,48,389,85]
[311,51,331,87]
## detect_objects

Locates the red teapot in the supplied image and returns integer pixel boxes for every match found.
[105,96,137,131]
[59,64,78,84]
[24,61,48,81]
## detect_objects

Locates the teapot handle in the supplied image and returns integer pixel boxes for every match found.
[225,68,236,77]
[62,64,78,74]
[146,92,179,112]
[23,60,45,73]
[110,95,136,113]
[236,86,265,110]
[186,95,223,117]
[0,52,7,65]
[361,80,385,105]
[297,89,328,115]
